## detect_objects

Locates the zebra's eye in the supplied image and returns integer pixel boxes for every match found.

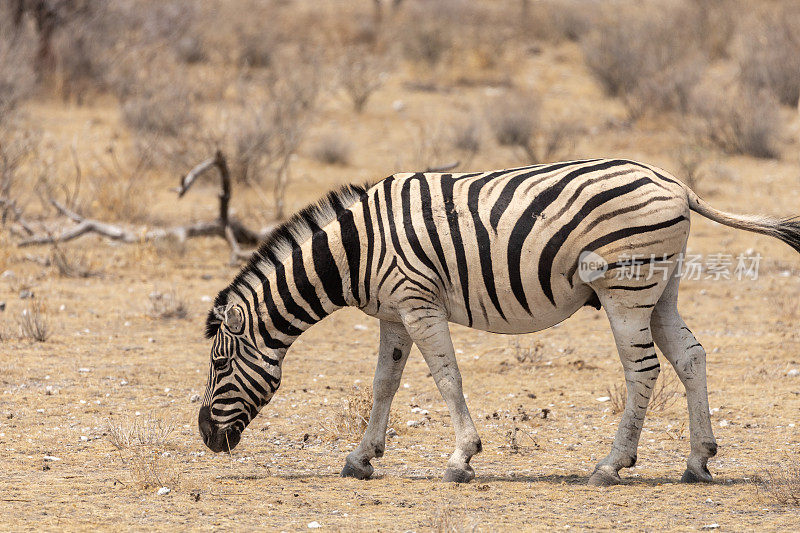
[212,357,228,371]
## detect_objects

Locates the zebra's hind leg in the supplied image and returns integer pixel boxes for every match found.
[401,310,481,483]
[651,274,716,483]
[589,289,662,486]
[342,320,413,480]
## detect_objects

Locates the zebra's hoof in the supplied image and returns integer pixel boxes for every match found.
[588,466,622,486]
[443,465,475,483]
[341,459,374,480]
[681,467,713,483]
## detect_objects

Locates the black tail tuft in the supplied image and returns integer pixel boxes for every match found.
[774,217,800,254]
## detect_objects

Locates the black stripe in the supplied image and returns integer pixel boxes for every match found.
[489,159,601,230]
[361,195,375,301]
[310,229,347,307]
[632,341,655,349]
[582,215,688,256]
[635,363,661,372]
[414,174,452,284]
[376,257,398,293]
[508,160,629,313]
[467,173,507,321]
[581,195,673,235]
[633,353,657,363]
[373,191,387,276]
[538,176,654,305]
[400,177,441,281]
[382,178,437,284]
[291,246,327,320]
[440,174,473,327]
[339,209,362,305]
[607,282,659,291]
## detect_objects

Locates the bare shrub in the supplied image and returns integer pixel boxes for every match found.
[312,133,351,166]
[147,288,188,320]
[0,129,38,226]
[691,86,781,159]
[451,118,482,167]
[238,32,274,68]
[49,244,93,278]
[17,299,49,342]
[737,5,800,106]
[339,47,388,113]
[607,367,681,415]
[0,22,36,124]
[511,338,545,365]
[674,144,707,192]
[758,463,800,506]
[121,84,197,138]
[107,414,176,450]
[582,2,706,117]
[86,145,153,223]
[107,414,180,490]
[488,93,575,163]
[402,21,452,69]
[522,0,601,43]
[326,386,374,442]
[175,36,206,65]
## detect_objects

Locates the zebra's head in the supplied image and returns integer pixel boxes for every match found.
[198,293,284,453]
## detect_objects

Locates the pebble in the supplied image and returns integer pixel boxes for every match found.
[595,396,610,402]
[201,295,212,303]
[190,394,201,403]
[0,301,5,311]
[406,420,421,428]
[157,487,171,496]
[701,525,720,531]
[787,369,799,377]
[19,290,33,299]
[719,420,729,427]
[307,521,321,529]
[43,455,61,461]
[392,100,405,112]
[78,368,92,373]
[353,324,368,331]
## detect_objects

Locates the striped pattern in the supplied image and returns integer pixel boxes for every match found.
[198,158,800,484]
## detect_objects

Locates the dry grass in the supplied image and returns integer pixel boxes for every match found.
[339,47,388,113]
[107,414,180,490]
[511,338,546,366]
[49,244,94,278]
[758,463,800,506]
[607,367,681,416]
[325,385,374,442]
[17,298,50,342]
[429,503,481,533]
[147,288,189,320]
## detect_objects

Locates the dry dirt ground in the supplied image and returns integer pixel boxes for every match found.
[2,41,800,531]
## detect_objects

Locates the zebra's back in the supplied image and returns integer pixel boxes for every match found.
[368,159,691,334]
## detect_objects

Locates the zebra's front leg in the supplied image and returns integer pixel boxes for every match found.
[589,298,660,486]
[342,320,412,480]
[401,310,481,483]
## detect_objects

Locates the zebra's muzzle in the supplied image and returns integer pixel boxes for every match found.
[198,405,242,452]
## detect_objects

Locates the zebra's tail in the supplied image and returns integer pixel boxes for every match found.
[682,183,800,254]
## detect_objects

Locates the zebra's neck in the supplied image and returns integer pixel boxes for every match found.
[237,205,364,350]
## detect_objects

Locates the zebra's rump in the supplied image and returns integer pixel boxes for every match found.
[375,159,690,333]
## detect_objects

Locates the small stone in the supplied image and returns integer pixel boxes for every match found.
[80,436,88,442]
[392,100,405,112]
[307,521,321,529]
[386,427,397,437]
[787,369,799,377]
[201,295,212,303]
[0,301,5,311]
[43,455,61,461]
[701,524,720,530]
[19,290,33,299]
[78,368,91,373]
[596,396,610,402]
[406,420,420,428]
[157,487,171,496]
[120,380,128,386]
[719,420,729,427]
[353,324,368,331]
[190,394,201,403]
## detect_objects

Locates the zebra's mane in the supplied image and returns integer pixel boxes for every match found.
[205,182,370,338]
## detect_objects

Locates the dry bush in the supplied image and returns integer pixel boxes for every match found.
[674,145,707,193]
[85,145,154,223]
[737,5,800,106]
[429,503,481,533]
[407,122,450,171]
[339,46,389,113]
[758,463,800,506]
[107,414,180,490]
[690,86,781,159]
[450,118,482,168]
[147,288,189,320]
[521,0,601,43]
[511,338,545,365]
[312,133,351,166]
[607,367,681,415]
[238,31,275,69]
[175,36,207,65]
[17,299,50,342]
[488,92,575,163]
[0,23,36,124]
[582,1,707,117]
[121,83,197,138]
[49,244,94,278]
[0,129,38,226]
[326,385,374,442]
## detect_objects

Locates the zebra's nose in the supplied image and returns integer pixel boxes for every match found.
[198,405,213,446]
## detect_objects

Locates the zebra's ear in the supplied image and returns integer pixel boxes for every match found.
[224,305,245,334]
[212,305,227,321]
[205,306,226,339]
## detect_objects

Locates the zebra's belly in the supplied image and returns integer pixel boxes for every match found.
[443,282,595,335]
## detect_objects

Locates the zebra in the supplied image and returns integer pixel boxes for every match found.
[198,158,800,485]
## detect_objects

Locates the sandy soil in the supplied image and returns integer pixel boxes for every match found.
[2,38,800,531]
